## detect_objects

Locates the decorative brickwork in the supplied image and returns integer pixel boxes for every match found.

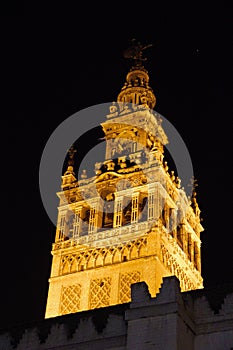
[90,277,111,309]
[161,244,197,291]
[59,236,148,276]
[119,271,141,303]
[59,284,81,315]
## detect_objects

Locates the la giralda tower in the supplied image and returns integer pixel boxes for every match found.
[45,41,204,318]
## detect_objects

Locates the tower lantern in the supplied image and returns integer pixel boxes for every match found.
[118,39,156,109]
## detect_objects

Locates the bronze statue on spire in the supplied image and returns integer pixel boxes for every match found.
[67,144,77,167]
[123,38,153,65]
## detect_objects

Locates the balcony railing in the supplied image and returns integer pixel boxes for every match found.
[52,219,158,250]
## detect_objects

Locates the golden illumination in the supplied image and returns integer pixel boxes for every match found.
[45,47,203,319]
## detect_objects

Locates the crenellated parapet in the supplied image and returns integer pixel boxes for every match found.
[2,277,233,350]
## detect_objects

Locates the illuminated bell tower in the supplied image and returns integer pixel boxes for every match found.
[45,41,204,319]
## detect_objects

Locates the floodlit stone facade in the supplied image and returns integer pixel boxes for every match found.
[45,42,204,319]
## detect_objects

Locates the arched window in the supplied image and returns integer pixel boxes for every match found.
[177,224,183,249]
[80,208,90,236]
[64,210,75,239]
[187,233,192,260]
[139,196,148,222]
[102,198,114,228]
[123,197,132,225]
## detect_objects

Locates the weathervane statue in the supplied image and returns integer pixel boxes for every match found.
[123,38,153,66]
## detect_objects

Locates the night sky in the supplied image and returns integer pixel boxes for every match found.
[0,3,232,330]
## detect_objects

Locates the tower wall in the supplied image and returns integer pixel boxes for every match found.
[45,230,169,318]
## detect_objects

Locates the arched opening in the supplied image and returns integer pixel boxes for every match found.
[101,191,115,229]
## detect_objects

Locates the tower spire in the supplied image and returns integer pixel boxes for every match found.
[67,144,76,168]
[61,144,77,189]
[117,39,156,109]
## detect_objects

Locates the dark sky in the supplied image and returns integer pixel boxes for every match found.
[0,3,232,330]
